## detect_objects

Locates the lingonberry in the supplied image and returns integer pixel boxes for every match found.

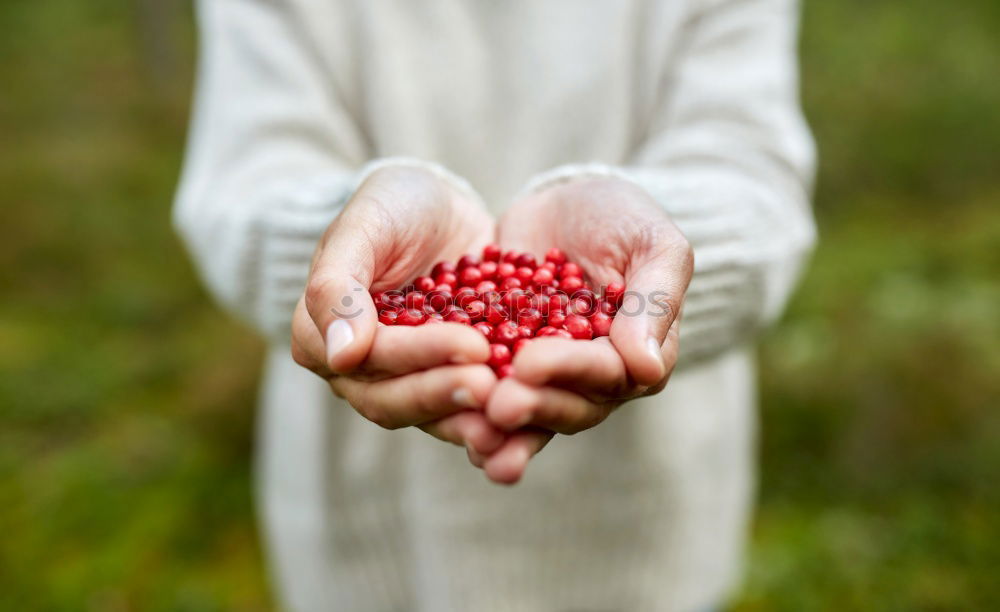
[559,262,582,279]
[560,276,583,293]
[425,312,444,324]
[545,247,567,265]
[548,309,567,328]
[454,287,478,308]
[414,276,436,293]
[517,325,533,339]
[532,267,554,287]
[487,343,512,368]
[444,309,471,325]
[515,266,534,284]
[475,280,497,295]
[502,250,520,264]
[405,291,425,311]
[492,321,520,346]
[464,299,487,321]
[515,253,537,269]
[431,261,456,277]
[513,338,532,353]
[378,310,398,325]
[497,364,515,378]
[478,261,498,280]
[603,281,626,307]
[486,303,508,325]
[563,314,593,339]
[500,277,522,291]
[496,262,516,278]
[457,254,479,270]
[435,271,458,287]
[516,307,543,331]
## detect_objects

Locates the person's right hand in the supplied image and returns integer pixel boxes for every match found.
[291,165,507,458]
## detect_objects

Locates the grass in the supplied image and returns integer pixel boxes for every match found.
[0,0,997,609]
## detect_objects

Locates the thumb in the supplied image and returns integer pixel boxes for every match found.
[304,223,379,374]
[609,242,693,386]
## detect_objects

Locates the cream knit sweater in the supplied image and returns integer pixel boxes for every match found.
[174,0,815,610]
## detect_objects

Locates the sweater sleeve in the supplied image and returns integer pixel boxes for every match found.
[523,0,816,365]
[173,0,476,341]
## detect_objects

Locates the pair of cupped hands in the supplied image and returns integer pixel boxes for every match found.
[292,166,693,484]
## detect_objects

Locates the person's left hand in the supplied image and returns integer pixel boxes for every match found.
[473,176,694,483]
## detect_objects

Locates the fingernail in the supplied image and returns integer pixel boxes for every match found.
[326,319,354,363]
[452,387,479,408]
[646,336,666,376]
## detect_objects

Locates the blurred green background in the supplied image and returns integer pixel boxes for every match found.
[1,0,997,609]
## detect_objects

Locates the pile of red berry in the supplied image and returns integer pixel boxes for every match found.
[372,245,625,378]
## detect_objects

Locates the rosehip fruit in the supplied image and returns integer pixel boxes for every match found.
[563,314,593,339]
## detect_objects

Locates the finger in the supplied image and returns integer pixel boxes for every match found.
[510,337,629,397]
[291,295,331,375]
[486,378,612,434]
[466,446,487,469]
[304,214,380,374]
[611,232,693,386]
[363,323,490,377]
[419,411,507,456]
[483,428,553,485]
[329,365,496,429]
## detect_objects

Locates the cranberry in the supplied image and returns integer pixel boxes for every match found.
[532,267,554,287]
[478,261,498,280]
[444,309,471,325]
[414,276,436,293]
[431,261,456,277]
[517,325,533,339]
[503,288,532,311]
[435,271,458,287]
[397,308,427,326]
[560,276,583,293]
[515,266,534,284]
[475,280,497,295]
[378,310,398,325]
[464,299,487,321]
[497,364,515,378]
[515,253,537,269]
[459,266,483,287]
[482,243,502,262]
[548,309,567,328]
[541,261,558,272]
[590,311,612,337]
[405,291,426,310]
[486,303,508,325]
[500,277,522,291]
[487,343,512,368]
[549,293,569,311]
[516,307,543,331]
[496,262,516,278]
[563,314,593,339]
[457,254,479,269]
[603,281,626,307]
[559,262,583,279]
[454,287,478,308]
[380,291,405,310]
[473,322,493,339]
[425,312,444,324]
[492,321,520,346]
[598,299,617,315]
[545,247,567,265]
[502,250,520,264]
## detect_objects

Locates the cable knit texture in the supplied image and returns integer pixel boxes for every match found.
[174,0,815,610]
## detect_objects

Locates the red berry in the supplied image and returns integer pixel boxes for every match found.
[536,326,559,337]
[454,287,478,308]
[590,311,612,337]
[515,253,537,269]
[492,321,520,346]
[482,243,502,262]
[515,266,534,284]
[457,254,480,269]
[513,338,532,353]
[500,277,522,291]
[431,261,456,277]
[380,291,405,310]
[414,276,436,293]
[397,308,427,326]
[549,293,569,310]
[473,322,493,339]
[560,276,583,293]
[435,271,458,287]
[502,250,520,264]
[545,248,567,265]
[475,280,497,295]
[425,312,445,324]
[603,281,626,307]
[503,288,532,311]
[497,364,515,378]
[559,262,583,279]
[478,261,498,280]
[531,267,554,287]
[444,309,471,325]
[459,266,483,287]
[517,325,533,339]
[516,307,543,331]
[496,262,516,278]
[598,299,617,315]
[487,343,512,368]
[378,310,398,325]
[405,291,426,310]
[464,299,487,321]
[548,309,567,328]
[563,314,593,339]
[486,303,508,325]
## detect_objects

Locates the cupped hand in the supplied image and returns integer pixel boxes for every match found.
[481,176,694,481]
[291,165,506,458]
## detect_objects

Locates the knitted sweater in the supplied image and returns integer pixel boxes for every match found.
[174,1,815,610]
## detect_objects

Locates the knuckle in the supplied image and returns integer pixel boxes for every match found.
[303,275,334,313]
